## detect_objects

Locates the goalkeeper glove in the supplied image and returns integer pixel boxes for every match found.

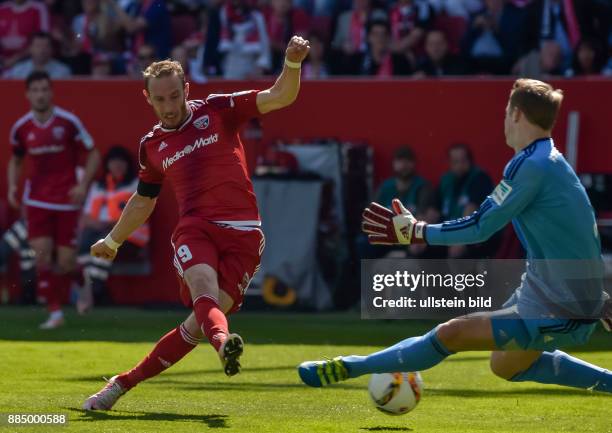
[361,198,427,245]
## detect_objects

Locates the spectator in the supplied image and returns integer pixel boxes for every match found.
[565,37,606,76]
[389,0,434,57]
[415,29,466,76]
[109,0,172,59]
[376,146,437,221]
[91,52,113,76]
[71,0,123,55]
[77,146,150,311]
[515,39,564,78]
[265,0,311,72]
[437,143,497,259]
[217,0,271,79]
[357,19,413,76]
[603,55,612,76]
[294,0,337,17]
[4,32,72,78]
[429,0,482,19]
[331,0,386,73]
[170,43,206,82]
[462,0,529,74]
[524,0,599,69]
[0,0,50,70]
[127,42,156,77]
[302,32,329,78]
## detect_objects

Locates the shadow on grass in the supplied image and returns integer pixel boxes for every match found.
[425,387,611,398]
[360,427,413,432]
[65,407,228,428]
[169,380,363,392]
[65,365,300,383]
[1,306,610,352]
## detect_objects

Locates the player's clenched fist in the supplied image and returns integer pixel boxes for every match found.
[362,199,427,245]
[285,35,310,64]
[91,238,118,260]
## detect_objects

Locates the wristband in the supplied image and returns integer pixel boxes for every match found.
[103,235,121,251]
[284,58,302,69]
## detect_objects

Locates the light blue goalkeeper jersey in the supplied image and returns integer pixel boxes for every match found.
[426,137,605,318]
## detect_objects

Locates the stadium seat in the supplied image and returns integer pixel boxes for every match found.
[434,15,468,55]
[171,15,198,46]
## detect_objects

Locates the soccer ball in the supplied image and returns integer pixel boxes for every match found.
[368,372,423,415]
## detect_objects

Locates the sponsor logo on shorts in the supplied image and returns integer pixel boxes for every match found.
[162,133,219,170]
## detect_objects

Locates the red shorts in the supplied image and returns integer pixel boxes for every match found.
[26,206,80,248]
[171,218,265,314]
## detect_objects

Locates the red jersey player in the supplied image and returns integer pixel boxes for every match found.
[7,71,101,329]
[83,35,310,410]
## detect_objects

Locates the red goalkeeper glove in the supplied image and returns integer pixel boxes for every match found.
[361,198,427,245]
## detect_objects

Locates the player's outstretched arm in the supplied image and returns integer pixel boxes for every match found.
[90,192,157,260]
[363,159,544,247]
[256,35,310,114]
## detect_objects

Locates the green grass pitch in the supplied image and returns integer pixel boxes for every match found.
[0,306,610,432]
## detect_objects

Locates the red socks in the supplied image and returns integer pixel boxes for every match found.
[193,295,229,352]
[117,324,198,390]
[37,270,72,312]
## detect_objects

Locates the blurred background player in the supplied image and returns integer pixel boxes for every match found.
[7,71,100,329]
[437,142,500,259]
[356,145,437,260]
[76,145,149,313]
[82,35,310,410]
[299,78,612,395]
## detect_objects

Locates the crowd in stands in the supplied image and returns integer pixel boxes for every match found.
[0,0,611,79]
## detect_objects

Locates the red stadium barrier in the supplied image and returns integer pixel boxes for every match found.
[1,78,611,304]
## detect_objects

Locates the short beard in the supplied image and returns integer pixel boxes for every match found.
[396,172,413,182]
[32,103,50,113]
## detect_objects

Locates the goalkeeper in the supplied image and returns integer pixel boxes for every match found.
[299,78,612,393]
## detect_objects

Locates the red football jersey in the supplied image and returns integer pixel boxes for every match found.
[10,106,95,210]
[0,1,49,58]
[138,91,261,224]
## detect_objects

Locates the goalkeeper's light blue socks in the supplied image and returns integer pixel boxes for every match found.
[342,328,454,378]
[510,350,612,393]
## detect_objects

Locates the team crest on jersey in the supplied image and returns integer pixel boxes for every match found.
[158,141,168,152]
[27,132,36,141]
[52,126,65,140]
[193,115,210,130]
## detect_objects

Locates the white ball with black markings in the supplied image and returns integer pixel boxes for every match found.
[368,372,423,415]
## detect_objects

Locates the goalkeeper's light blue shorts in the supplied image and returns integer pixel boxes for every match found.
[490,292,598,352]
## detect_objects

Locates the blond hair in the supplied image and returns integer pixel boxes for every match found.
[142,60,185,91]
[509,79,564,131]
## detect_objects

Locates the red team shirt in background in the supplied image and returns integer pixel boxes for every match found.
[10,107,94,246]
[138,91,265,311]
[0,1,49,59]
